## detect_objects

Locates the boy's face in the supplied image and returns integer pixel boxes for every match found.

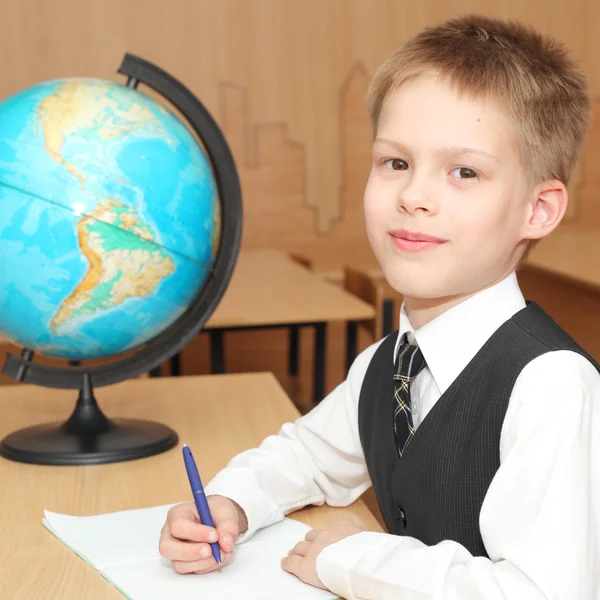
[364,73,532,302]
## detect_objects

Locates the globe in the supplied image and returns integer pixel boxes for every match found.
[0,54,241,466]
[0,77,218,360]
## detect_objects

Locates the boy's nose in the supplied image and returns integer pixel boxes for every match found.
[396,191,435,215]
[396,172,437,214]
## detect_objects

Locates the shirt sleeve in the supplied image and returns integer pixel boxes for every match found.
[204,339,384,542]
[316,349,600,600]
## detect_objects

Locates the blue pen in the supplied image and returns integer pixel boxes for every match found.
[182,444,222,564]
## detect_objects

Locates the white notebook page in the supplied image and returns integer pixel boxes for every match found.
[42,504,339,600]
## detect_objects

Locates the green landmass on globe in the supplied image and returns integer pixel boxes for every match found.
[50,198,176,332]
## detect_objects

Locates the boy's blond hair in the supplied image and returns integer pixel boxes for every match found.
[367,14,591,187]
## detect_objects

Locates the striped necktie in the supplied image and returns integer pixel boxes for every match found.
[393,334,427,457]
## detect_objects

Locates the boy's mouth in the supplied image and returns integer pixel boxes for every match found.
[389,229,448,252]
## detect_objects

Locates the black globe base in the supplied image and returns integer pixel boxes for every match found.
[0,418,178,466]
[0,373,178,466]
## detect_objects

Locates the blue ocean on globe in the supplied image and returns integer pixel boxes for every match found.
[0,78,218,359]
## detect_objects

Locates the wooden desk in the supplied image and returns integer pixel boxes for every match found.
[312,258,399,338]
[208,250,375,328]
[172,249,376,403]
[314,223,600,338]
[0,373,381,599]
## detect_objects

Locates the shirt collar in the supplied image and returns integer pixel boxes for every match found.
[393,271,526,394]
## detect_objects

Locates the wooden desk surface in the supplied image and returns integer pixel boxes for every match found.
[206,249,375,328]
[0,373,381,599]
[526,228,600,290]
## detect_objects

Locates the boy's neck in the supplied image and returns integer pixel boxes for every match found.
[404,293,478,330]
[404,271,515,330]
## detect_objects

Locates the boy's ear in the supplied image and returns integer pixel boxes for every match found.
[523,179,568,241]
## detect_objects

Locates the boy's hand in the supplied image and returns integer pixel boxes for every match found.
[159,495,248,574]
[281,521,364,589]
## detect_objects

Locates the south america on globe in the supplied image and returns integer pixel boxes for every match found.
[0,78,219,359]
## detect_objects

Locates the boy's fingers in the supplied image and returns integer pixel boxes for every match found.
[305,529,321,542]
[281,553,302,575]
[170,518,217,543]
[218,536,235,553]
[167,503,198,523]
[288,540,310,558]
[172,558,217,574]
[159,539,213,562]
[172,551,233,575]
[216,522,239,552]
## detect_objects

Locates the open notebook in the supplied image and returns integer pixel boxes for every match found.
[42,504,339,600]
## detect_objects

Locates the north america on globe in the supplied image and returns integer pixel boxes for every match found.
[36,79,170,186]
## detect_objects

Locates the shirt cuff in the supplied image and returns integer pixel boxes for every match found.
[204,469,284,544]
[316,531,397,599]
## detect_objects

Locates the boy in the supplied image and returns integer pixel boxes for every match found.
[159,14,600,599]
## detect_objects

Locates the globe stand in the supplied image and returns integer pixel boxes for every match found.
[0,52,243,466]
[0,372,178,465]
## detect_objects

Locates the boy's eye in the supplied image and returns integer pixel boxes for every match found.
[383,158,408,171]
[451,167,478,179]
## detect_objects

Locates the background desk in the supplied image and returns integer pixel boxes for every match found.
[311,226,600,343]
[527,228,600,290]
[178,249,376,404]
[0,373,382,600]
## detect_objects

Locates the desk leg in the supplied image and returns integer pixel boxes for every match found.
[149,366,162,378]
[210,330,225,374]
[382,299,394,336]
[170,353,181,376]
[314,323,327,403]
[289,325,300,376]
[346,321,358,374]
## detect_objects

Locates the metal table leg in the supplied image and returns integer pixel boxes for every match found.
[170,353,181,376]
[210,329,225,374]
[288,325,300,376]
[149,366,162,378]
[313,323,327,403]
[346,321,358,374]
[382,299,394,336]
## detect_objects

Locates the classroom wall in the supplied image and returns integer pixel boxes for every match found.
[2,1,599,264]
[1,0,600,404]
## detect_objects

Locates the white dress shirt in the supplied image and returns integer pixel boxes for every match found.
[205,272,600,600]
